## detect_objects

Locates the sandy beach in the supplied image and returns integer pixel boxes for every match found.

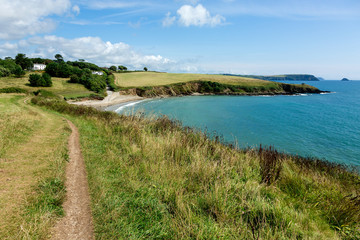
[68,90,143,110]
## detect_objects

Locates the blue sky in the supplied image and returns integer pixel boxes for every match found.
[1,0,360,79]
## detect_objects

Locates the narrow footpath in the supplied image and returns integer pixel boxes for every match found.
[51,120,94,240]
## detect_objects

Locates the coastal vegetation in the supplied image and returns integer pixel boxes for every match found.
[27,95,359,239]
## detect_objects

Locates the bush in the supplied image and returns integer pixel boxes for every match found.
[14,65,25,78]
[29,73,52,87]
[0,66,11,77]
[0,87,27,93]
[69,74,80,83]
[42,73,52,87]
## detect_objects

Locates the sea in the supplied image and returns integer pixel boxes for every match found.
[107,81,360,167]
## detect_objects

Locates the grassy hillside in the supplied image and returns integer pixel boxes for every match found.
[114,72,322,97]
[0,73,95,99]
[114,72,274,87]
[31,97,360,240]
[0,94,69,239]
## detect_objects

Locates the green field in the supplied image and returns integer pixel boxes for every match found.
[0,73,94,98]
[114,72,276,88]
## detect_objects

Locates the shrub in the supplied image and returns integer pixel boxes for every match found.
[258,145,283,185]
[29,73,52,87]
[0,87,27,93]
[42,73,52,87]
[0,66,11,77]
[69,74,80,83]
[14,65,25,77]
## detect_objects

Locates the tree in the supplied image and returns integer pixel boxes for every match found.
[42,73,52,87]
[28,73,52,87]
[0,66,11,77]
[15,53,33,70]
[29,74,45,86]
[143,67,148,72]
[45,62,59,76]
[14,65,25,77]
[55,54,64,63]
[78,59,85,62]
[57,63,73,78]
[109,66,117,71]
[118,65,127,71]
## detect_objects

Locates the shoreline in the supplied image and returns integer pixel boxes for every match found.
[68,90,143,110]
[68,90,330,111]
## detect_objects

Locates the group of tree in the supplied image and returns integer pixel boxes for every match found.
[43,55,107,93]
[68,69,107,93]
[0,54,28,77]
[28,73,52,87]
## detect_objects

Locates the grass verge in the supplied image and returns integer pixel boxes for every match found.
[0,94,69,239]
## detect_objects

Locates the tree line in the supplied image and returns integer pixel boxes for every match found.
[1,53,149,92]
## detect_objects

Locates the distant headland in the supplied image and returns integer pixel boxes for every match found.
[223,74,320,81]
[341,78,350,81]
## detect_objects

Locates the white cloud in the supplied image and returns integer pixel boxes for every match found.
[0,0,73,40]
[72,5,80,15]
[25,35,174,69]
[83,1,141,10]
[162,12,176,27]
[178,4,225,27]
[165,4,225,27]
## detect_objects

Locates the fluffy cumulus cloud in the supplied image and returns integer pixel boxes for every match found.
[0,0,72,40]
[163,4,225,27]
[24,35,174,69]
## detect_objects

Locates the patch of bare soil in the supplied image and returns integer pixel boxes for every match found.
[51,120,94,240]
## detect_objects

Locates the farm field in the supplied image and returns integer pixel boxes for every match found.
[114,72,277,88]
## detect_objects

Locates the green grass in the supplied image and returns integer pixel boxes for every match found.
[114,72,276,88]
[0,73,95,98]
[0,94,69,239]
[32,97,360,240]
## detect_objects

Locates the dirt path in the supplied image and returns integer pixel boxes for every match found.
[51,120,94,240]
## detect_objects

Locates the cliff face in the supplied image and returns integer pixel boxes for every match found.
[119,81,323,98]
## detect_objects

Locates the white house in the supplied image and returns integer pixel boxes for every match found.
[92,71,104,76]
[33,63,46,71]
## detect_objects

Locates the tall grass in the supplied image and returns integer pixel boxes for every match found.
[32,97,360,239]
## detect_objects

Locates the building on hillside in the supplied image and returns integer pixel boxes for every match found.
[33,63,46,71]
[92,71,104,75]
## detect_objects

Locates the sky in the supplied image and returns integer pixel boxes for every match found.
[1,0,360,79]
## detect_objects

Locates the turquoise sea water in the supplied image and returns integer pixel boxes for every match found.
[110,81,360,166]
